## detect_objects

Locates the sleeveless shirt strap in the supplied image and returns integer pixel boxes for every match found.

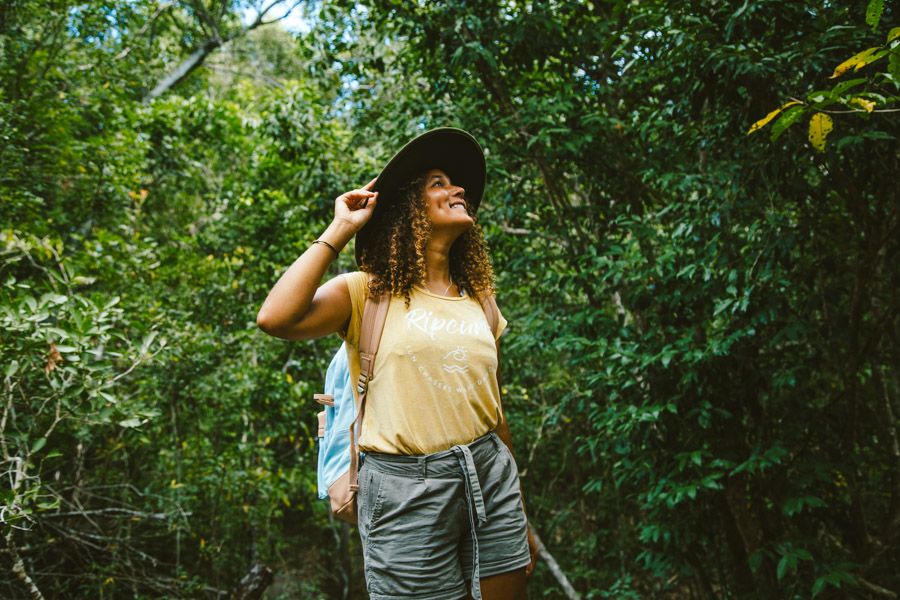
[479,294,501,340]
[477,293,504,395]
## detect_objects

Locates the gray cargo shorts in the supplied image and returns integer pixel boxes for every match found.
[357,432,531,600]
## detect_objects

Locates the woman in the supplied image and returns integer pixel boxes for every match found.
[257,128,537,600]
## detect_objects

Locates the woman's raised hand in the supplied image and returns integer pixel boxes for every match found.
[334,177,378,234]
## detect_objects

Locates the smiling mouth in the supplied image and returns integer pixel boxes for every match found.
[449,201,467,210]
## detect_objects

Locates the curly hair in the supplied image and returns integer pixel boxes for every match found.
[358,173,496,305]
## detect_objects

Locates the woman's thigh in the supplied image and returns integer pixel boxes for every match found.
[467,567,527,600]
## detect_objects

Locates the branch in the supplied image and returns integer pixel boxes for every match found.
[245,0,303,31]
[144,0,302,101]
[5,530,45,600]
[530,527,580,600]
[819,106,900,114]
[519,408,548,478]
[858,576,897,599]
[108,341,167,384]
[785,96,900,114]
[145,38,222,101]
[499,225,533,236]
[230,562,274,600]
[42,507,188,521]
[1,384,12,461]
[115,2,176,60]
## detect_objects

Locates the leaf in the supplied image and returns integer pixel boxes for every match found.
[812,577,827,598]
[118,417,143,428]
[850,97,875,112]
[812,570,857,597]
[777,554,794,580]
[796,549,813,561]
[890,47,900,82]
[770,106,807,141]
[889,27,900,43]
[830,47,880,78]
[747,101,801,134]
[808,113,833,152]
[140,331,158,354]
[30,437,47,453]
[37,497,61,510]
[98,391,118,404]
[748,549,766,573]
[783,495,827,516]
[71,275,96,286]
[831,77,866,96]
[806,91,832,105]
[866,0,884,29]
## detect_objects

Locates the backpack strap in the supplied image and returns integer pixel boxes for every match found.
[357,292,390,395]
[348,283,390,493]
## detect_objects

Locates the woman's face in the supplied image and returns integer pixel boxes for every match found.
[421,168,474,234]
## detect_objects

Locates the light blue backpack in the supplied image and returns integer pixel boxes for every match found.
[314,289,501,524]
[315,344,355,500]
[314,291,390,524]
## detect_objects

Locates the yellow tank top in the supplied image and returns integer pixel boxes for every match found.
[339,271,507,455]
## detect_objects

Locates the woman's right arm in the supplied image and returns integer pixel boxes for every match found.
[255,179,378,341]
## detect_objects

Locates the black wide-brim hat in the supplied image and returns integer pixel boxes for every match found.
[355,127,486,265]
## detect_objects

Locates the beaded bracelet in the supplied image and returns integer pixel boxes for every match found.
[313,239,340,258]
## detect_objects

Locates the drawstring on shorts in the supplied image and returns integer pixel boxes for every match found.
[452,440,490,599]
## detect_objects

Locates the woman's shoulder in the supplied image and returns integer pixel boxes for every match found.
[337,271,369,345]
[340,270,368,283]
[340,270,369,302]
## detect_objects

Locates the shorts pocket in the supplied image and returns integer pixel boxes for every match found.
[496,441,518,477]
[361,467,386,528]
[485,443,521,503]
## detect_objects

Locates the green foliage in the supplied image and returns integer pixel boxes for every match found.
[1,0,898,598]
[749,1,899,151]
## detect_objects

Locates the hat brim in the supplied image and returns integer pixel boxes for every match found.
[355,127,486,265]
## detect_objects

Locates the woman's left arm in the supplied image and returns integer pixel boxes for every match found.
[494,344,540,577]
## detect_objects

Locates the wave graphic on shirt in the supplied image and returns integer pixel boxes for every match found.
[442,347,470,373]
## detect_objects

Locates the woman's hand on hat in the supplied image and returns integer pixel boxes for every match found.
[333,177,378,234]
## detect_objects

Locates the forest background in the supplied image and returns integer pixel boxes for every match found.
[1,0,898,598]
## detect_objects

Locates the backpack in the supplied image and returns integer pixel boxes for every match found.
[315,287,502,525]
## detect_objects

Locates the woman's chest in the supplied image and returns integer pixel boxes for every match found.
[377,296,497,373]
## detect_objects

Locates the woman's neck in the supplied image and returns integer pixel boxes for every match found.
[423,243,456,294]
